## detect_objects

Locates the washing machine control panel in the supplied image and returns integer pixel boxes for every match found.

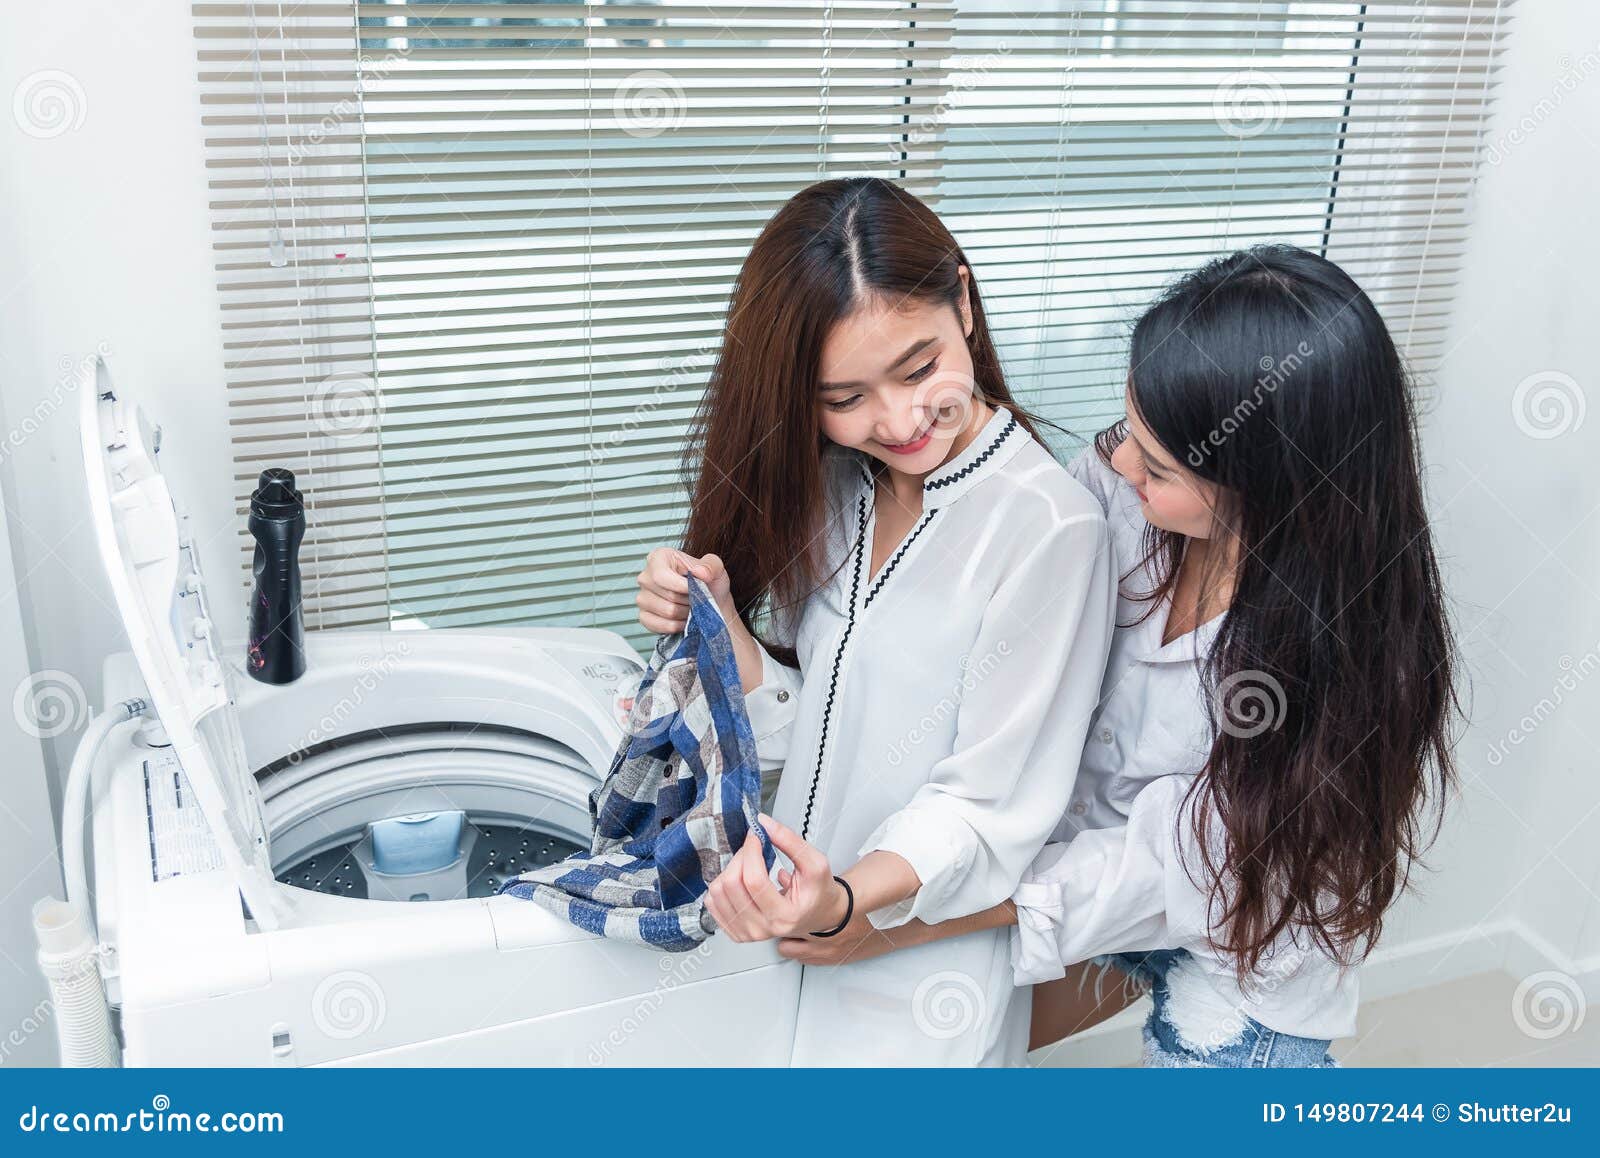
[542,646,646,732]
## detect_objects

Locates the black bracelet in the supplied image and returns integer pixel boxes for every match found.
[808,875,854,938]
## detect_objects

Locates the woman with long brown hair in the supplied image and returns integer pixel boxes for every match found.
[783,245,1461,1068]
[634,176,1118,1064]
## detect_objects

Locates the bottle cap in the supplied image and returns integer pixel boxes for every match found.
[250,467,303,517]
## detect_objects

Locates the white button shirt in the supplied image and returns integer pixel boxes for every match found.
[1009,449,1360,1042]
[746,407,1118,1065]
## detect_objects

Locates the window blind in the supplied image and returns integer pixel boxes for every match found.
[931,0,1513,436]
[192,1,1514,648]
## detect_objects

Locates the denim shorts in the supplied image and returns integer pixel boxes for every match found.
[1096,949,1338,1068]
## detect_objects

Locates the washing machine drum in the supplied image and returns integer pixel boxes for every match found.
[257,722,594,903]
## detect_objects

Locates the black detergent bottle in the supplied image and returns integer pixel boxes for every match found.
[246,467,307,684]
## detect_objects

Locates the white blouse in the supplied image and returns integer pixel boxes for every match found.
[1008,449,1360,1042]
[747,406,1118,1066]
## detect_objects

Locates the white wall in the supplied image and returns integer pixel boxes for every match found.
[0,1,1595,1066]
[0,6,240,780]
[0,488,59,1066]
[0,2,239,1063]
[1404,0,1600,980]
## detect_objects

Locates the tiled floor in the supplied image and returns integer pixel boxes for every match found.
[1030,970,1599,1067]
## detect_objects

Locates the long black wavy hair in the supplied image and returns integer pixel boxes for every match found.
[1103,244,1459,983]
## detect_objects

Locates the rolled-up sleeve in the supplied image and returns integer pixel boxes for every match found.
[856,511,1117,928]
[1010,772,1207,984]
[744,638,803,771]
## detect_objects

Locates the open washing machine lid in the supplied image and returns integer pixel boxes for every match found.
[79,356,284,930]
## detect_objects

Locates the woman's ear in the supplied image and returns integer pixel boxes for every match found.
[957,265,973,338]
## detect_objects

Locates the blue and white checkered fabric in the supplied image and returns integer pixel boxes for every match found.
[497,576,774,950]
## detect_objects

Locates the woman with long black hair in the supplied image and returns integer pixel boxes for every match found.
[782,244,1460,1068]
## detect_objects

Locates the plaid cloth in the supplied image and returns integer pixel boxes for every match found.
[496,575,774,950]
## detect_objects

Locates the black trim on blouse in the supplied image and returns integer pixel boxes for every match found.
[800,491,871,841]
[923,412,1019,492]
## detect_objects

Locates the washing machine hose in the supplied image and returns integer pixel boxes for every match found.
[34,696,146,1067]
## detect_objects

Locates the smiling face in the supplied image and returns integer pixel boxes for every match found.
[1109,388,1223,539]
[815,272,985,477]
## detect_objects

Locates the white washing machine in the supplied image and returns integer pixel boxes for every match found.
[73,359,799,1066]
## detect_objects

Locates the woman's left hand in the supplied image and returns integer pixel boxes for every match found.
[778,908,942,965]
[704,813,848,942]
[776,911,890,965]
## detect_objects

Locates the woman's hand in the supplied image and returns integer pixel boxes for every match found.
[637,546,769,694]
[783,902,1018,966]
[776,912,924,966]
[635,547,736,635]
[704,813,848,942]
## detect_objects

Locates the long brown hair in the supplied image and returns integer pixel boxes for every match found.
[682,177,1053,663]
[1107,245,1459,986]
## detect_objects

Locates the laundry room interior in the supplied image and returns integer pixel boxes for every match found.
[1,1,1597,1071]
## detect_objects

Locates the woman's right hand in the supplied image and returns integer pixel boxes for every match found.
[635,547,734,635]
